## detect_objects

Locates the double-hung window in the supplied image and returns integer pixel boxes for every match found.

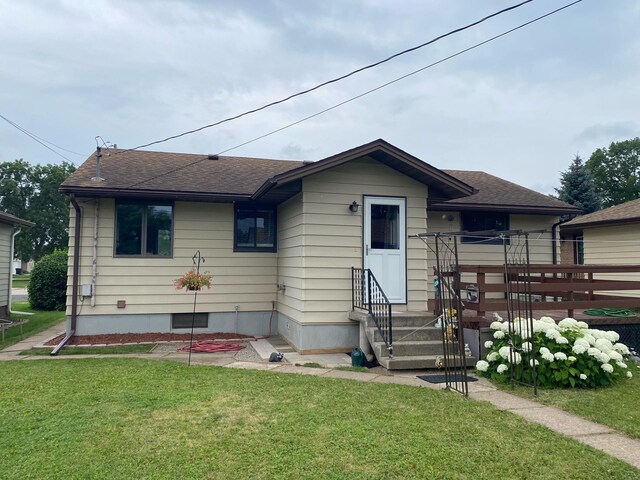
[234,206,276,252]
[115,201,173,256]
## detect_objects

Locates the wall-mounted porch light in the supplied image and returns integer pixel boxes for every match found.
[349,201,359,213]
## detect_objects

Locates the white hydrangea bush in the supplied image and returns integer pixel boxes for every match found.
[476,315,633,388]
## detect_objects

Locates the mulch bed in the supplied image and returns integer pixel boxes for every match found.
[44,332,255,346]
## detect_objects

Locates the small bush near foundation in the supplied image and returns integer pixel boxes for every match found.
[28,250,67,311]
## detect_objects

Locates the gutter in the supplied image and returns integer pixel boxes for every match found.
[51,194,81,356]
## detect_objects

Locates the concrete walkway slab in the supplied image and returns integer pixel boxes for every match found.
[372,375,433,388]
[578,433,640,469]
[270,365,330,376]
[323,370,377,382]
[470,390,545,411]
[513,405,615,437]
[284,352,351,368]
[224,361,280,371]
[250,339,276,360]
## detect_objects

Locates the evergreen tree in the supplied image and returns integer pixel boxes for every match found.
[555,155,601,214]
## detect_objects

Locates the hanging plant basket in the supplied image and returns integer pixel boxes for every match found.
[174,268,213,292]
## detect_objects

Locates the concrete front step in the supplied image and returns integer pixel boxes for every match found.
[373,340,444,358]
[371,326,442,343]
[381,354,476,370]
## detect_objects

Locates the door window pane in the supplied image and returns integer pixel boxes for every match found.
[370,204,400,250]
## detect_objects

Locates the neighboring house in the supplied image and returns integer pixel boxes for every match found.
[60,139,577,353]
[560,198,640,297]
[0,211,34,317]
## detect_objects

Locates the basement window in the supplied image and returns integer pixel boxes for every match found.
[461,212,509,245]
[234,206,277,252]
[172,313,209,329]
[115,201,173,257]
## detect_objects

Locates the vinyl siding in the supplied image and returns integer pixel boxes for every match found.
[277,194,305,321]
[425,212,558,299]
[299,156,429,323]
[67,199,278,316]
[0,223,11,308]
[583,224,640,297]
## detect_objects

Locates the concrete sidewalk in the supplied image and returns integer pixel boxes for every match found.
[2,329,638,470]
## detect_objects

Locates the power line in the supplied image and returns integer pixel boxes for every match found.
[0,113,84,164]
[219,1,582,155]
[126,0,581,189]
[124,0,535,152]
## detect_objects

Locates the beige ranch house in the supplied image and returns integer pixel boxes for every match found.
[60,139,576,353]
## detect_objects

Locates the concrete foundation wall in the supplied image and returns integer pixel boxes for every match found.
[278,312,359,353]
[72,311,278,337]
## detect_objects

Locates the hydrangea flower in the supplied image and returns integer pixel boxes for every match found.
[498,346,511,360]
[554,352,567,361]
[545,329,560,340]
[574,338,590,349]
[487,352,499,362]
[539,347,551,355]
[496,364,508,374]
[555,336,569,345]
[484,341,493,349]
[605,331,620,343]
[490,321,502,330]
[511,352,522,365]
[572,344,587,355]
[616,362,628,369]
[476,360,489,372]
[576,321,589,329]
[494,330,505,339]
[567,356,577,362]
[613,343,630,355]
[530,359,539,367]
[601,363,614,373]
[558,318,578,329]
[627,371,633,379]
[521,342,532,353]
[580,374,587,380]
[608,351,623,362]
[541,351,555,362]
[539,316,556,325]
[595,338,613,352]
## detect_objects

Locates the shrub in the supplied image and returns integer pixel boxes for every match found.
[476,315,633,388]
[28,250,68,311]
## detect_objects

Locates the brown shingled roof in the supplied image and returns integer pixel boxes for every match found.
[562,198,640,228]
[429,170,579,215]
[0,210,34,227]
[60,149,303,201]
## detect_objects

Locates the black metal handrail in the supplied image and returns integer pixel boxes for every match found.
[352,267,393,357]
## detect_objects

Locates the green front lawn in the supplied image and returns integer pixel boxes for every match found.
[11,274,30,289]
[1,359,638,479]
[0,301,64,349]
[499,370,640,439]
[20,344,156,356]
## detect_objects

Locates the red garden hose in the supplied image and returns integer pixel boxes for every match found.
[178,341,246,353]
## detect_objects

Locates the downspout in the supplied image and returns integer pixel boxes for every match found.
[8,227,32,315]
[51,194,81,356]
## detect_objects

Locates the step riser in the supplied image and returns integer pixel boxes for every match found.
[373,342,466,358]
[384,357,476,370]
[371,328,442,342]
[390,317,438,328]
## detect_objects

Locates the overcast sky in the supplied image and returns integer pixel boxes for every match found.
[1,0,638,194]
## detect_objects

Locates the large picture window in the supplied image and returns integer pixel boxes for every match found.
[234,206,276,252]
[115,201,173,256]
[461,212,509,244]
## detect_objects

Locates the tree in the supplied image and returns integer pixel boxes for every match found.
[555,154,601,214]
[585,137,640,208]
[0,159,76,263]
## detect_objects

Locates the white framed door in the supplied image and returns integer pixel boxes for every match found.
[363,196,406,304]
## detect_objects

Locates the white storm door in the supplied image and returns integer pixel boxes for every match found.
[363,196,406,304]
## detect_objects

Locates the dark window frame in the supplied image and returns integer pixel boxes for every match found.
[172,313,208,329]
[574,235,584,265]
[233,205,277,252]
[114,200,174,258]
[460,211,510,245]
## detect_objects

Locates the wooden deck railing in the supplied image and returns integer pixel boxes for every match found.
[457,264,640,324]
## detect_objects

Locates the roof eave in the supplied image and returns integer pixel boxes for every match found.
[560,216,640,230]
[253,139,475,201]
[0,212,34,227]
[59,186,251,203]
[428,202,580,216]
